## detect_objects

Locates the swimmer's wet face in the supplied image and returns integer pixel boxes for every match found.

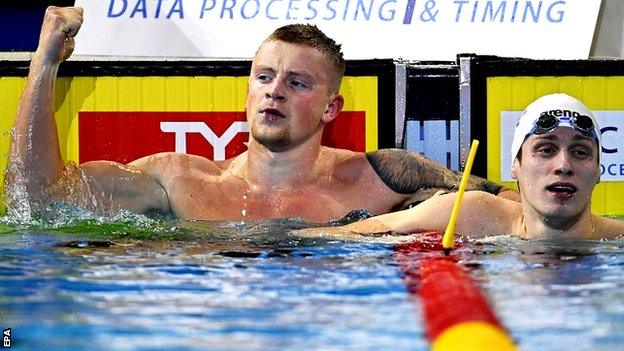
[511,127,601,229]
[246,40,342,152]
[509,93,603,230]
[245,24,345,152]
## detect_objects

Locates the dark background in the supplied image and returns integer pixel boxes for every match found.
[0,1,76,51]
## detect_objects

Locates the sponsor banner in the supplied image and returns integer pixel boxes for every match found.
[78,111,366,163]
[0,73,376,163]
[73,0,601,60]
[500,111,624,182]
[0,73,377,212]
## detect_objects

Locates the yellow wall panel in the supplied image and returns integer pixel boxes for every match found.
[0,75,378,212]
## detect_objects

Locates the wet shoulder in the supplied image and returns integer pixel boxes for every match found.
[129,152,224,176]
[595,216,624,240]
[462,192,523,236]
[325,147,376,183]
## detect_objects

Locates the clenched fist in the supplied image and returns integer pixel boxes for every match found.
[36,6,84,64]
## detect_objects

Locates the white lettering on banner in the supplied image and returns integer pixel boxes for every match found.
[160,121,249,161]
[198,0,400,21]
[451,0,565,23]
[73,0,601,60]
[108,0,185,19]
[500,111,624,182]
[103,0,567,23]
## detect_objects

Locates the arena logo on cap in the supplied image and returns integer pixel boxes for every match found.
[540,109,588,119]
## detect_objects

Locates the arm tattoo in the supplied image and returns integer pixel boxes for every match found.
[366,149,502,195]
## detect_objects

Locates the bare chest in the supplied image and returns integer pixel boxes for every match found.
[165,176,395,222]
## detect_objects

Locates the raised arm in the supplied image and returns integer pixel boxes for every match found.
[366,149,518,207]
[8,6,82,198]
[5,6,169,216]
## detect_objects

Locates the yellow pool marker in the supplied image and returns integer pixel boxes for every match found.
[432,321,517,351]
[428,139,517,351]
[442,139,479,255]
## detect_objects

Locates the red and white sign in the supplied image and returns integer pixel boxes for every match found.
[78,111,366,163]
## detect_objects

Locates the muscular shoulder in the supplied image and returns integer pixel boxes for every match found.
[129,152,223,177]
[459,191,522,236]
[326,147,448,193]
[325,148,375,183]
[595,216,624,240]
[366,149,503,198]
[366,148,446,194]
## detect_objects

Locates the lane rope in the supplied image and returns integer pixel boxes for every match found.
[394,140,517,350]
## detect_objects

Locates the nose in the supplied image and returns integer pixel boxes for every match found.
[265,79,286,102]
[553,151,574,177]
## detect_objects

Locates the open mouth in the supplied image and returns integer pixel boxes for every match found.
[261,108,285,122]
[546,183,577,199]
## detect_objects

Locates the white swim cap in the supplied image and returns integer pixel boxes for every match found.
[510,93,601,162]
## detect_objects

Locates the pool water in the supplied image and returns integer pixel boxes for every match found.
[0,215,622,351]
[477,236,624,350]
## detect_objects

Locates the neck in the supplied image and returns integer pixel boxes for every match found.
[521,207,596,239]
[234,134,327,191]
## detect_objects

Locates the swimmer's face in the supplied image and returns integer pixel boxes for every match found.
[511,127,600,228]
[246,40,343,151]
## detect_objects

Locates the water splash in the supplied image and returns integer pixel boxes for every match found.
[241,194,248,217]
[4,133,34,224]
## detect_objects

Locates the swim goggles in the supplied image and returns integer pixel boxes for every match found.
[528,112,600,143]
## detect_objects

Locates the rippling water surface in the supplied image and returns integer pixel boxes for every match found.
[0,213,622,351]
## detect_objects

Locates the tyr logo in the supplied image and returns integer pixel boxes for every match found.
[160,121,249,160]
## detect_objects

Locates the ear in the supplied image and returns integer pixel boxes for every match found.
[510,158,519,180]
[593,164,601,185]
[321,94,344,124]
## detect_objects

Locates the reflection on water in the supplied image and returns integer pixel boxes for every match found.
[474,236,624,351]
[0,214,423,351]
[0,213,623,351]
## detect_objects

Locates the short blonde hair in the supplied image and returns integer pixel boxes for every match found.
[263,24,345,92]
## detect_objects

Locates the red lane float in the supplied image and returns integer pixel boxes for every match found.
[421,258,516,351]
[394,232,517,351]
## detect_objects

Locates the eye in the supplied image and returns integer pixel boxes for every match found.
[570,146,591,159]
[257,73,271,83]
[290,79,309,90]
[535,144,556,157]
[253,70,274,84]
